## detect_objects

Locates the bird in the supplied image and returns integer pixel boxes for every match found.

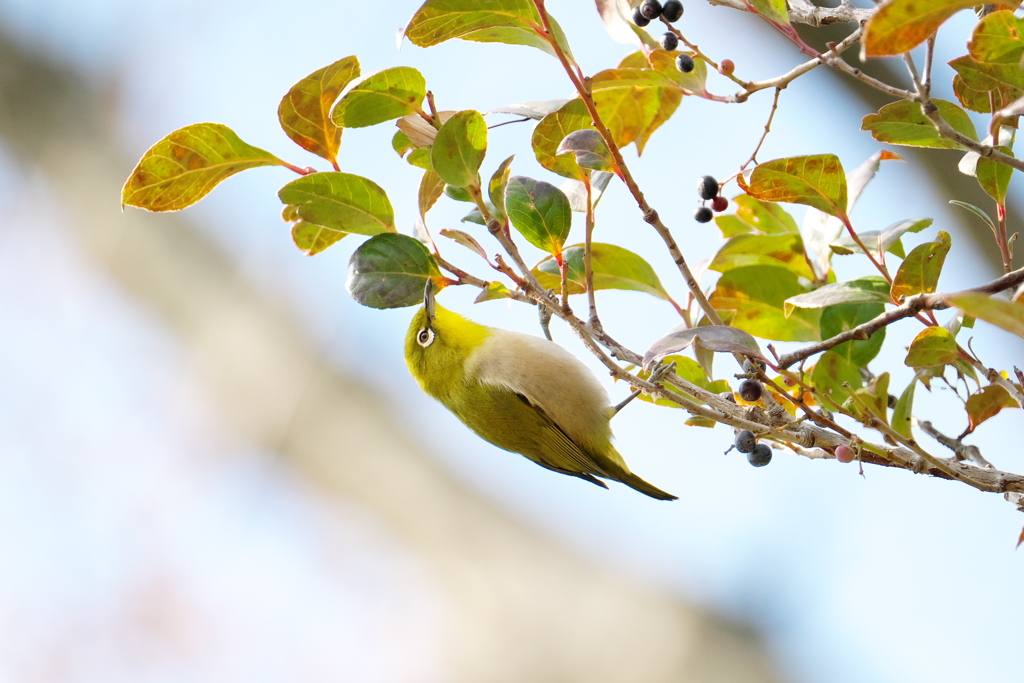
[404,281,676,500]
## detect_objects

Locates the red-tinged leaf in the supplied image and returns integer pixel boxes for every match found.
[278,56,360,165]
[532,99,594,180]
[862,99,979,148]
[966,384,1019,430]
[891,231,951,300]
[291,221,346,256]
[346,233,441,309]
[739,154,848,220]
[948,293,1024,339]
[332,67,426,128]
[1017,525,1024,550]
[122,123,288,211]
[590,67,680,150]
[431,110,487,187]
[863,0,1021,58]
[904,326,958,368]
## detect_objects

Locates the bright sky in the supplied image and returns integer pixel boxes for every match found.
[1,1,1022,682]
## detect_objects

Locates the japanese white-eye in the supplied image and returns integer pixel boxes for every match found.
[404,283,676,501]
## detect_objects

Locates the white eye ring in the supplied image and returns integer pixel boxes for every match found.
[417,328,434,347]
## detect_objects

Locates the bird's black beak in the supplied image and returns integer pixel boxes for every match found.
[423,278,436,325]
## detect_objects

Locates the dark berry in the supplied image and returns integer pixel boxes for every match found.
[697,175,719,200]
[748,443,772,467]
[719,59,735,76]
[738,379,762,402]
[735,430,756,454]
[693,206,713,223]
[711,196,728,212]
[835,444,855,463]
[662,0,684,22]
[659,32,679,51]
[639,0,663,20]
[719,390,736,403]
[631,6,650,26]
[675,53,695,73]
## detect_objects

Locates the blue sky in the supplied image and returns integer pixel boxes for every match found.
[1,1,1022,682]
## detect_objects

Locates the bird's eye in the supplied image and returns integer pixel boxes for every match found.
[417,328,434,347]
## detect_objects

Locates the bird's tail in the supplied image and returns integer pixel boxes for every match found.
[619,472,677,501]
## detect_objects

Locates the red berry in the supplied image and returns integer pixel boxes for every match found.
[719,59,735,76]
[835,445,855,463]
[711,196,728,212]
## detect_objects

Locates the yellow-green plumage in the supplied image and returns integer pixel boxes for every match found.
[404,293,676,501]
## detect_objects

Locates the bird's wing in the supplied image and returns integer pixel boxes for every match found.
[509,391,614,481]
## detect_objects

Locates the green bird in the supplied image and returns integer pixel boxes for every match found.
[405,283,676,501]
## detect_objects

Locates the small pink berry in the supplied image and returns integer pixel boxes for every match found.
[719,59,735,76]
[835,444,855,463]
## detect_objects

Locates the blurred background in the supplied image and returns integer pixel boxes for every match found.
[1,1,1022,681]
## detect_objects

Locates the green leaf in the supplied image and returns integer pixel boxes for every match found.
[291,221,347,256]
[969,10,1024,63]
[431,110,487,187]
[532,243,672,300]
[717,195,800,237]
[739,154,848,219]
[278,172,396,236]
[891,231,951,300]
[817,280,890,367]
[475,281,512,302]
[616,50,690,153]
[905,326,958,368]
[504,176,571,255]
[709,265,820,342]
[278,56,360,166]
[331,67,426,128]
[444,184,474,203]
[557,130,616,173]
[949,200,998,233]
[830,217,932,258]
[977,149,1014,204]
[346,234,441,309]
[809,349,862,410]
[948,293,1024,338]
[861,99,978,149]
[891,378,917,439]
[863,0,1019,57]
[784,277,891,315]
[418,169,446,220]
[532,99,594,180]
[852,372,891,425]
[635,356,733,409]
[401,0,573,58]
[749,0,790,27]
[709,232,814,280]
[488,155,515,224]
[966,384,1019,430]
[122,123,288,211]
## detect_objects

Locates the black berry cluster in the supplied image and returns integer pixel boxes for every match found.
[733,430,772,467]
[632,0,684,27]
[693,175,728,223]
